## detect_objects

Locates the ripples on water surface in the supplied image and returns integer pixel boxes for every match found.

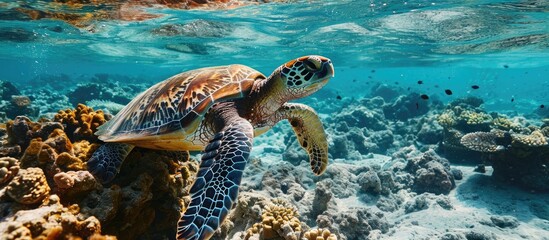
[0,0,548,110]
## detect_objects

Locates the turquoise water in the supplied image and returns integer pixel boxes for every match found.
[1,1,549,239]
[1,0,548,115]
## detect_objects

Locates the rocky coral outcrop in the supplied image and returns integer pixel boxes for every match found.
[404,149,456,195]
[54,104,108,142]
[0,80,39,120]
[245,199,303,240]
[6,167,50,204]
[461,129,549,191]
[0,195,112,239]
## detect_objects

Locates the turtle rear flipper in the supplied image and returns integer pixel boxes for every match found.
[177,118,253,240]
[87,143,135,183]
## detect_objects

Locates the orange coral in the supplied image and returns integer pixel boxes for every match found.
[54,104,107,142]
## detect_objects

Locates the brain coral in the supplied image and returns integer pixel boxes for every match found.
[6,167,51,204]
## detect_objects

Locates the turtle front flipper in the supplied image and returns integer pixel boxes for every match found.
[87,143,135,183]
[177,118,253,240]
[275,103,328,175]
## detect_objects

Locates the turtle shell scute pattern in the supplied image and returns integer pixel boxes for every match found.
[97,65,263,140]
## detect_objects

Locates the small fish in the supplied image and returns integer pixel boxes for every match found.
[471,85,480,89]
[353,79,357,82]
[434,84,439,88]
[336,95,342,100]
[511,98,514,102]
[504,65,509,68]
[416,102,419,109]
[371,69,376,73]
[417,80,423,84]
[420,94,429,100]
[407,87,411,91]
[445,89,453,95]
[368,76,372,79]
[395,82,399,85]
[541,104,545,109]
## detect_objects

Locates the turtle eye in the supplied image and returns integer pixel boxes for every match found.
[303,59,321,71]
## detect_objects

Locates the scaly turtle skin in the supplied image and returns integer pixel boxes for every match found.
[87,55,335,240]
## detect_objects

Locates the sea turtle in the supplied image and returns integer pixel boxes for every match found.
[87,55,334,240]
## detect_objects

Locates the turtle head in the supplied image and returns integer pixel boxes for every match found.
[274,55,334,99]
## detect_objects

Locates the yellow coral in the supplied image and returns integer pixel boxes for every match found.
[459,110,492,125]
[55,152,86,171]
[0,157,19,184]
[437,110,456,128]
[245,199,302,240]
[302,228,337,240]
[0,194,112,239]
[512,130,548,147]
[73,140,100,162]
[20,139,57,168]
[45,128,74,154]
[6,167,51,204]
[492,117,521,132]
[54,104,107,142]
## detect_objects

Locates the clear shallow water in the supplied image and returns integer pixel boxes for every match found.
[0,1,547,114]
[0,1,549,239]
[1,1,548,116]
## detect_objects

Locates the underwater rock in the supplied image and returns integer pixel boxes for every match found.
[383,93,430,121]
[318,208,389,240]
[54,171,98,199]
[151,19,233,37]
[311,179,333,218]
[0,194,110,239]
[357,170,382,195]
[2,116,64,158]
[0,80,20,101]
[6,167,50,205]
[488,215,519,229]
[67,82,137,107]
[403,193,453,214]
[404,149,456,195]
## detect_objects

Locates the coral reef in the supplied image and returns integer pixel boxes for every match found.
[67,82,137,107]
[0,157,19,184]
[6,167,50,205]
[302,228,337,240]
[0,195,112,239]
[54,104,108,142]
[403,149,457,195]
[245,199,303,240]
[461,129,549,190]
[0,80,39,120]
